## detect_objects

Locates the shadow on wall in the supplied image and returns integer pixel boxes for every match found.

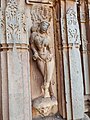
[32,114,64,120]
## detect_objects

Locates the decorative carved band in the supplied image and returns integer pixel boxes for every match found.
[0,43,29,50]
[26,0,54,6]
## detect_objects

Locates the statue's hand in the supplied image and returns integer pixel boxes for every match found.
[46,54,53,62]
[33,52,39,60]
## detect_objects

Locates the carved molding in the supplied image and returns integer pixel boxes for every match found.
[26,0,55,6]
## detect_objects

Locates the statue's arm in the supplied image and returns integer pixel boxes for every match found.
[30,34,39,60]
[48,37,53,54]
[48,45,52,54]
[31,43,37,53]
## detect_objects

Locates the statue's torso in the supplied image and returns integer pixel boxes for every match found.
[32,32,52,61]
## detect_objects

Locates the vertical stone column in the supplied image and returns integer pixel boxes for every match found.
[88,1,90,67]
[1,0,6,8]
[61,0,72,119]
[84,0,90,114]
[0,0,9,120]
[5,0,32,120]
[54,1,66,118]
[0,8,2,120]
[80,0,90,94]
[65,1,84,119]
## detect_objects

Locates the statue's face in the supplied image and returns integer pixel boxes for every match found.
[40,21,50,33]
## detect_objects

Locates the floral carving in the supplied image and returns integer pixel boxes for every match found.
[0,10,6,43]
[66,8,81,44]
[6,0,27,43]
[31,5,52,25]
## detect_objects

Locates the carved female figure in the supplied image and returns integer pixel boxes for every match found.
[30,21,54,98]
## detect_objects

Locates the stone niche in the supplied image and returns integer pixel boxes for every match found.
[28,3,58,119]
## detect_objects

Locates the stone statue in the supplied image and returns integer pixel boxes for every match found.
[30,21,57,116]
[30,21,54,98]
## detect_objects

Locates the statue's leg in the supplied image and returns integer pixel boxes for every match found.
[37,58,54,98]
[37,59,45,96]
[46,58,54,83]
[44,58,55,98]
[49,82,54,97]
[37,59,44,76]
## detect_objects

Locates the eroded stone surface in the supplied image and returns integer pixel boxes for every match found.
[33,96,57,117]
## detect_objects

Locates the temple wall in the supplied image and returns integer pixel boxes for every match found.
[0,0,90,120]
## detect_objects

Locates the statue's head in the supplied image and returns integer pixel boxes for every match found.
[40,21,50,33]
[31,25,38,33]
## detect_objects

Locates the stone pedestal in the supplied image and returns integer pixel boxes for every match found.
[33,96,57,117]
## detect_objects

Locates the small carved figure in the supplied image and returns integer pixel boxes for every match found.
[30,21,54,98]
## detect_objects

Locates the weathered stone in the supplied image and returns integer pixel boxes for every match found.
[80,0,90,95]
[0,0,90,120]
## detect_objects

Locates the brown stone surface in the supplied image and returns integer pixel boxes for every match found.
[82,114,90,120]
[0,0,90,120]
[33,114,90,120]
[33,115,63,120]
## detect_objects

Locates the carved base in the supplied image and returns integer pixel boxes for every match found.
[33,96,57,117]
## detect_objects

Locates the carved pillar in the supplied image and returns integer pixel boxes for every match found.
[54,1,66,118]
[1,0,6,9]
[85,1,90,114]
[5,0,32,120]
[88,2,90,82]
[0,0,9,120]
[88,2,90,91]
[80,0,90,95]
[61,0,72,119]
[65,1,84,119]
[0,9,2,120]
